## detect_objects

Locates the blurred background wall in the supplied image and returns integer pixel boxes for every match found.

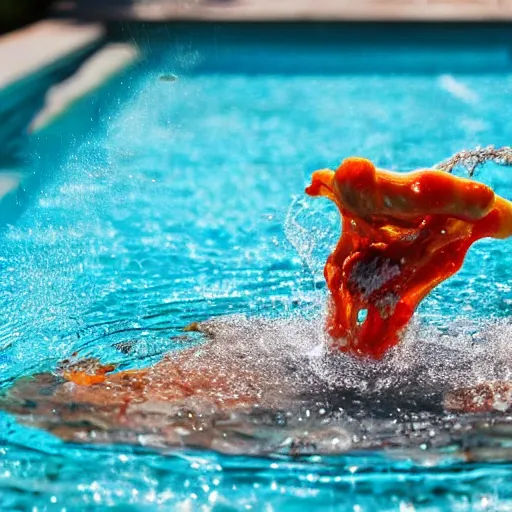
[2,0,512,34]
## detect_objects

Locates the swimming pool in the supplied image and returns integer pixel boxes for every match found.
[1,22,512,510]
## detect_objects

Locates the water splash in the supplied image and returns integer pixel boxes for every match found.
[2,56,512,509]
[284,195,337,281]
[5,311,512,461]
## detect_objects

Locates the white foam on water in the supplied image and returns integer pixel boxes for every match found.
[198,312,512,412]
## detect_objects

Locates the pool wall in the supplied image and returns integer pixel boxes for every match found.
[111,21,512,74]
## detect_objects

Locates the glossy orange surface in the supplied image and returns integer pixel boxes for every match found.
[62,362,117,386]
[306,157,512,359]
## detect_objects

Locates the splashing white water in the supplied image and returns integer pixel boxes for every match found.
[284,195,338,280]
[196,311,512,413]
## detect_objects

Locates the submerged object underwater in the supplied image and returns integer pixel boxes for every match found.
[306,155,512,359]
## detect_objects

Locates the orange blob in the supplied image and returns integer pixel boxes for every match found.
[306,157,512,359]
[61,361,117,387]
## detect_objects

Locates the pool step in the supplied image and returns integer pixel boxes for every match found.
[30,42,140,133]
[0,20,104,167]
[0,20,104,93]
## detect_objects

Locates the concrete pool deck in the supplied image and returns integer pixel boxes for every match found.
[54,0,512,22]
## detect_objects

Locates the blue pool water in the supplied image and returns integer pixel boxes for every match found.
[1,24,512,510]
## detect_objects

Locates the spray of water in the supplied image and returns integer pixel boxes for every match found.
[435,145,512,176]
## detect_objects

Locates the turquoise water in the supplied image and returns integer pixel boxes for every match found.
[1,27,512,510]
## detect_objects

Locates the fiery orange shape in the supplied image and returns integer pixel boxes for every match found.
[306,157,512,359]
